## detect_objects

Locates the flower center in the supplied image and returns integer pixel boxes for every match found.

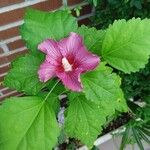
[62,57,72,72]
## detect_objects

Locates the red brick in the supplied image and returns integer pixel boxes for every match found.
[0,87,8,93]
[0,0,23,7]
[0,47,3,54]
[78,18,91,26]
[79,5,92,16]
[0,0,62,26]
[0,91,22,101]
[0,49,27,67]
[8,39,25,51]
[7,49,28,62]
[0,84,6,91]
[0,85,5,90]
[0,26,19,40]
[0,64,10,74]
[0,56,9,65]
[0,74,5,82]
[2,88,14,95]
[68,0,83,5]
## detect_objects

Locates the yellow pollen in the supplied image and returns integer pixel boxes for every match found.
[62,57,72,72]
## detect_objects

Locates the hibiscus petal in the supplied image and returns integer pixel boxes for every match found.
[77,46,100,71]
[58,32,83,57]
[58,32,100,71]
[38,61,56,82]
[56,69,83,92]
[38,39,62,65]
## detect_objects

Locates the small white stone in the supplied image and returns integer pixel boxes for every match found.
[58,107,65,126]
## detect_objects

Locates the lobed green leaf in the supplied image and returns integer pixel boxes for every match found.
[78,25,105,56]
[81,62,128,115]
[4,54,44,95]
[65,93,106,148]
[0,96,60,150]
[102,18,150,73]
[20,9,78,55]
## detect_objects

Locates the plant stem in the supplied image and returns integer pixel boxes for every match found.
[44,79,60,101]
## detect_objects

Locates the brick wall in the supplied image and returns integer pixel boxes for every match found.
[0,0,93,100]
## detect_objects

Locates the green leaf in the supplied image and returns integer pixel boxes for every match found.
[139,127,150,137]
[38,92,60,115]
[65,93,106,148]
[78,25,105,56]
[0,96,60,150]
[47,93,60,115]
[137,129,150,144]
[132,128,144,150]
[81,62,127,115]
[102,18,150,73]
[4,54,44,95]
[47,79,66,95]
[120,127,130,150]
[20,8,78,55]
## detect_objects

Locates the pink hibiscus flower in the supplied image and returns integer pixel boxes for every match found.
[38,32,100,91]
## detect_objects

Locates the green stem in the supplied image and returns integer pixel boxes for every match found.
[44,79,60,101]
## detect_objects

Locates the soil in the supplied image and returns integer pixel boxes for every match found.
[101,113,132,136]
